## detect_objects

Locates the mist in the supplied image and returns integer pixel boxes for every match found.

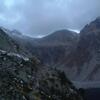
[0,0,100,37]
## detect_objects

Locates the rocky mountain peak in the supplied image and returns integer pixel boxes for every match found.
[80,17,100,35]
[61,18,100,81]
[35,29,78,47]
[45,29,78,40]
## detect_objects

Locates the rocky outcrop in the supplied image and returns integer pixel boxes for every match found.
[59,17,100,81]
[0,28,19,52]
[0,28,32,57]
[0,49,83,100]
[0,49,38,99]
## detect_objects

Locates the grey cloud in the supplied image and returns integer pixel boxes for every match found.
[0,0,100,37]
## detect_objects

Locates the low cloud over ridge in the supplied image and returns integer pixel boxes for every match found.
[0,0,100,37]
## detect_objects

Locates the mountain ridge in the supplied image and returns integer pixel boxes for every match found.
[1,17,100,82]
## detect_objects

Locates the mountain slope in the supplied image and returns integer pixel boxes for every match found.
[8,29,78,65]
[0,28,32,56]
[2,18,100,83]
[0,28,19,52]
[0,50,82,100]
[59,17,100,81]
[29,30,79,65]
[35,29,78,46]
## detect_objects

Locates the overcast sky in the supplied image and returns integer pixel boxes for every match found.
[0,0,100,37]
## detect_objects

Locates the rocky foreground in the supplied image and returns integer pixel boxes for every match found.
[0,49,83,100]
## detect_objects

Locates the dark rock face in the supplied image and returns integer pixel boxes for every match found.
[31,46,68,65]
[0,50,82,100]
[0,28,19,52]
[36,70,82,100]
[60,17,100,81]
[0,28,32,57]
[28,30,79,65]
[0,50,38,100]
